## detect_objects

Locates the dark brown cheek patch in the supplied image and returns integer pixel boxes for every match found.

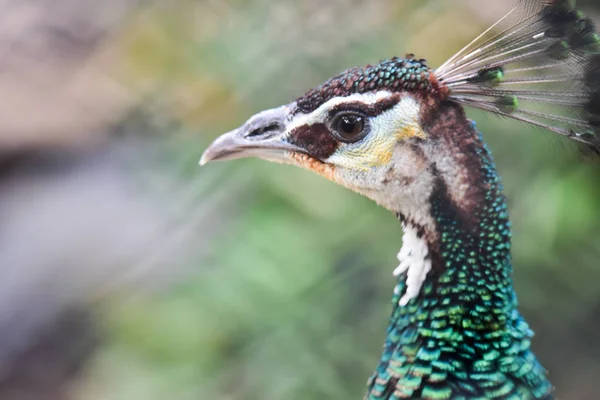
[288,123,339,160]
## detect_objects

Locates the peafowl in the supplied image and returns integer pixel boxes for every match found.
[201,0,600,398]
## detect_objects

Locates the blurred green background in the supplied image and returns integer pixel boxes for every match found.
[0,1,599,399]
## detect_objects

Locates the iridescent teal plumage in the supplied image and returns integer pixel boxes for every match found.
[296,56,434,115]
[367,122,552,400]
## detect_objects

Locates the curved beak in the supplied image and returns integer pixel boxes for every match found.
[200,106,304,166]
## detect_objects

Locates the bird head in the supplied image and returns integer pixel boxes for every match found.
[201,56,464,224]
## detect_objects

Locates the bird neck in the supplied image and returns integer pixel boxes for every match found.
[399,137,515,320]
[393,129,517,337]
[392,103,517,317]
[366,115,552,399]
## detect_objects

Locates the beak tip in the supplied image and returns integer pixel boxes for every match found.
[199,153,209,166]
[199,105,293,167]
[199,150,214,166]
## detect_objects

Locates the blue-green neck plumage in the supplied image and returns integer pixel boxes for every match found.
[366,109,552,400]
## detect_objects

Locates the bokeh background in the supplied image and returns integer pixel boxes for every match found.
[1,1,599,399]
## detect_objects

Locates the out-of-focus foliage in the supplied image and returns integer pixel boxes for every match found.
[0,1,599,400]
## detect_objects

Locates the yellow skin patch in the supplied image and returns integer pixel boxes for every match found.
[372,124,426,166]
[397,123,427,141]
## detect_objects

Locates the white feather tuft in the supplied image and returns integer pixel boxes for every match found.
[393,223,432,306]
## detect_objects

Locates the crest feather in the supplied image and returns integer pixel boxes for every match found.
[436,0,600,156]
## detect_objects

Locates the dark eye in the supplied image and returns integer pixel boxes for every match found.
[331,112,369,143]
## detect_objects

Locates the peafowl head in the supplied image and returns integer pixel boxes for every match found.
[200,56,467,227]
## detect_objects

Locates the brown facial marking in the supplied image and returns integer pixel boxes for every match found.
[287,123,339,160]
[327,94,402,118]
[289,152,338,182]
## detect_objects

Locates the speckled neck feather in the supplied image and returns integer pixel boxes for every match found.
[366,103,552,400]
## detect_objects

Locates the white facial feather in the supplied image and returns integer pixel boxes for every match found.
[393,222,432,306]
[286,91,394,132]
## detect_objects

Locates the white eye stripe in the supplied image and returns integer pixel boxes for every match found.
[286,91,394,133]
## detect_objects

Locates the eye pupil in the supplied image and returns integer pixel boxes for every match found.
[341,116,360,134]
[333,114,367,142]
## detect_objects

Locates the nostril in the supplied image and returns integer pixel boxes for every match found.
[246,122,283,139]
